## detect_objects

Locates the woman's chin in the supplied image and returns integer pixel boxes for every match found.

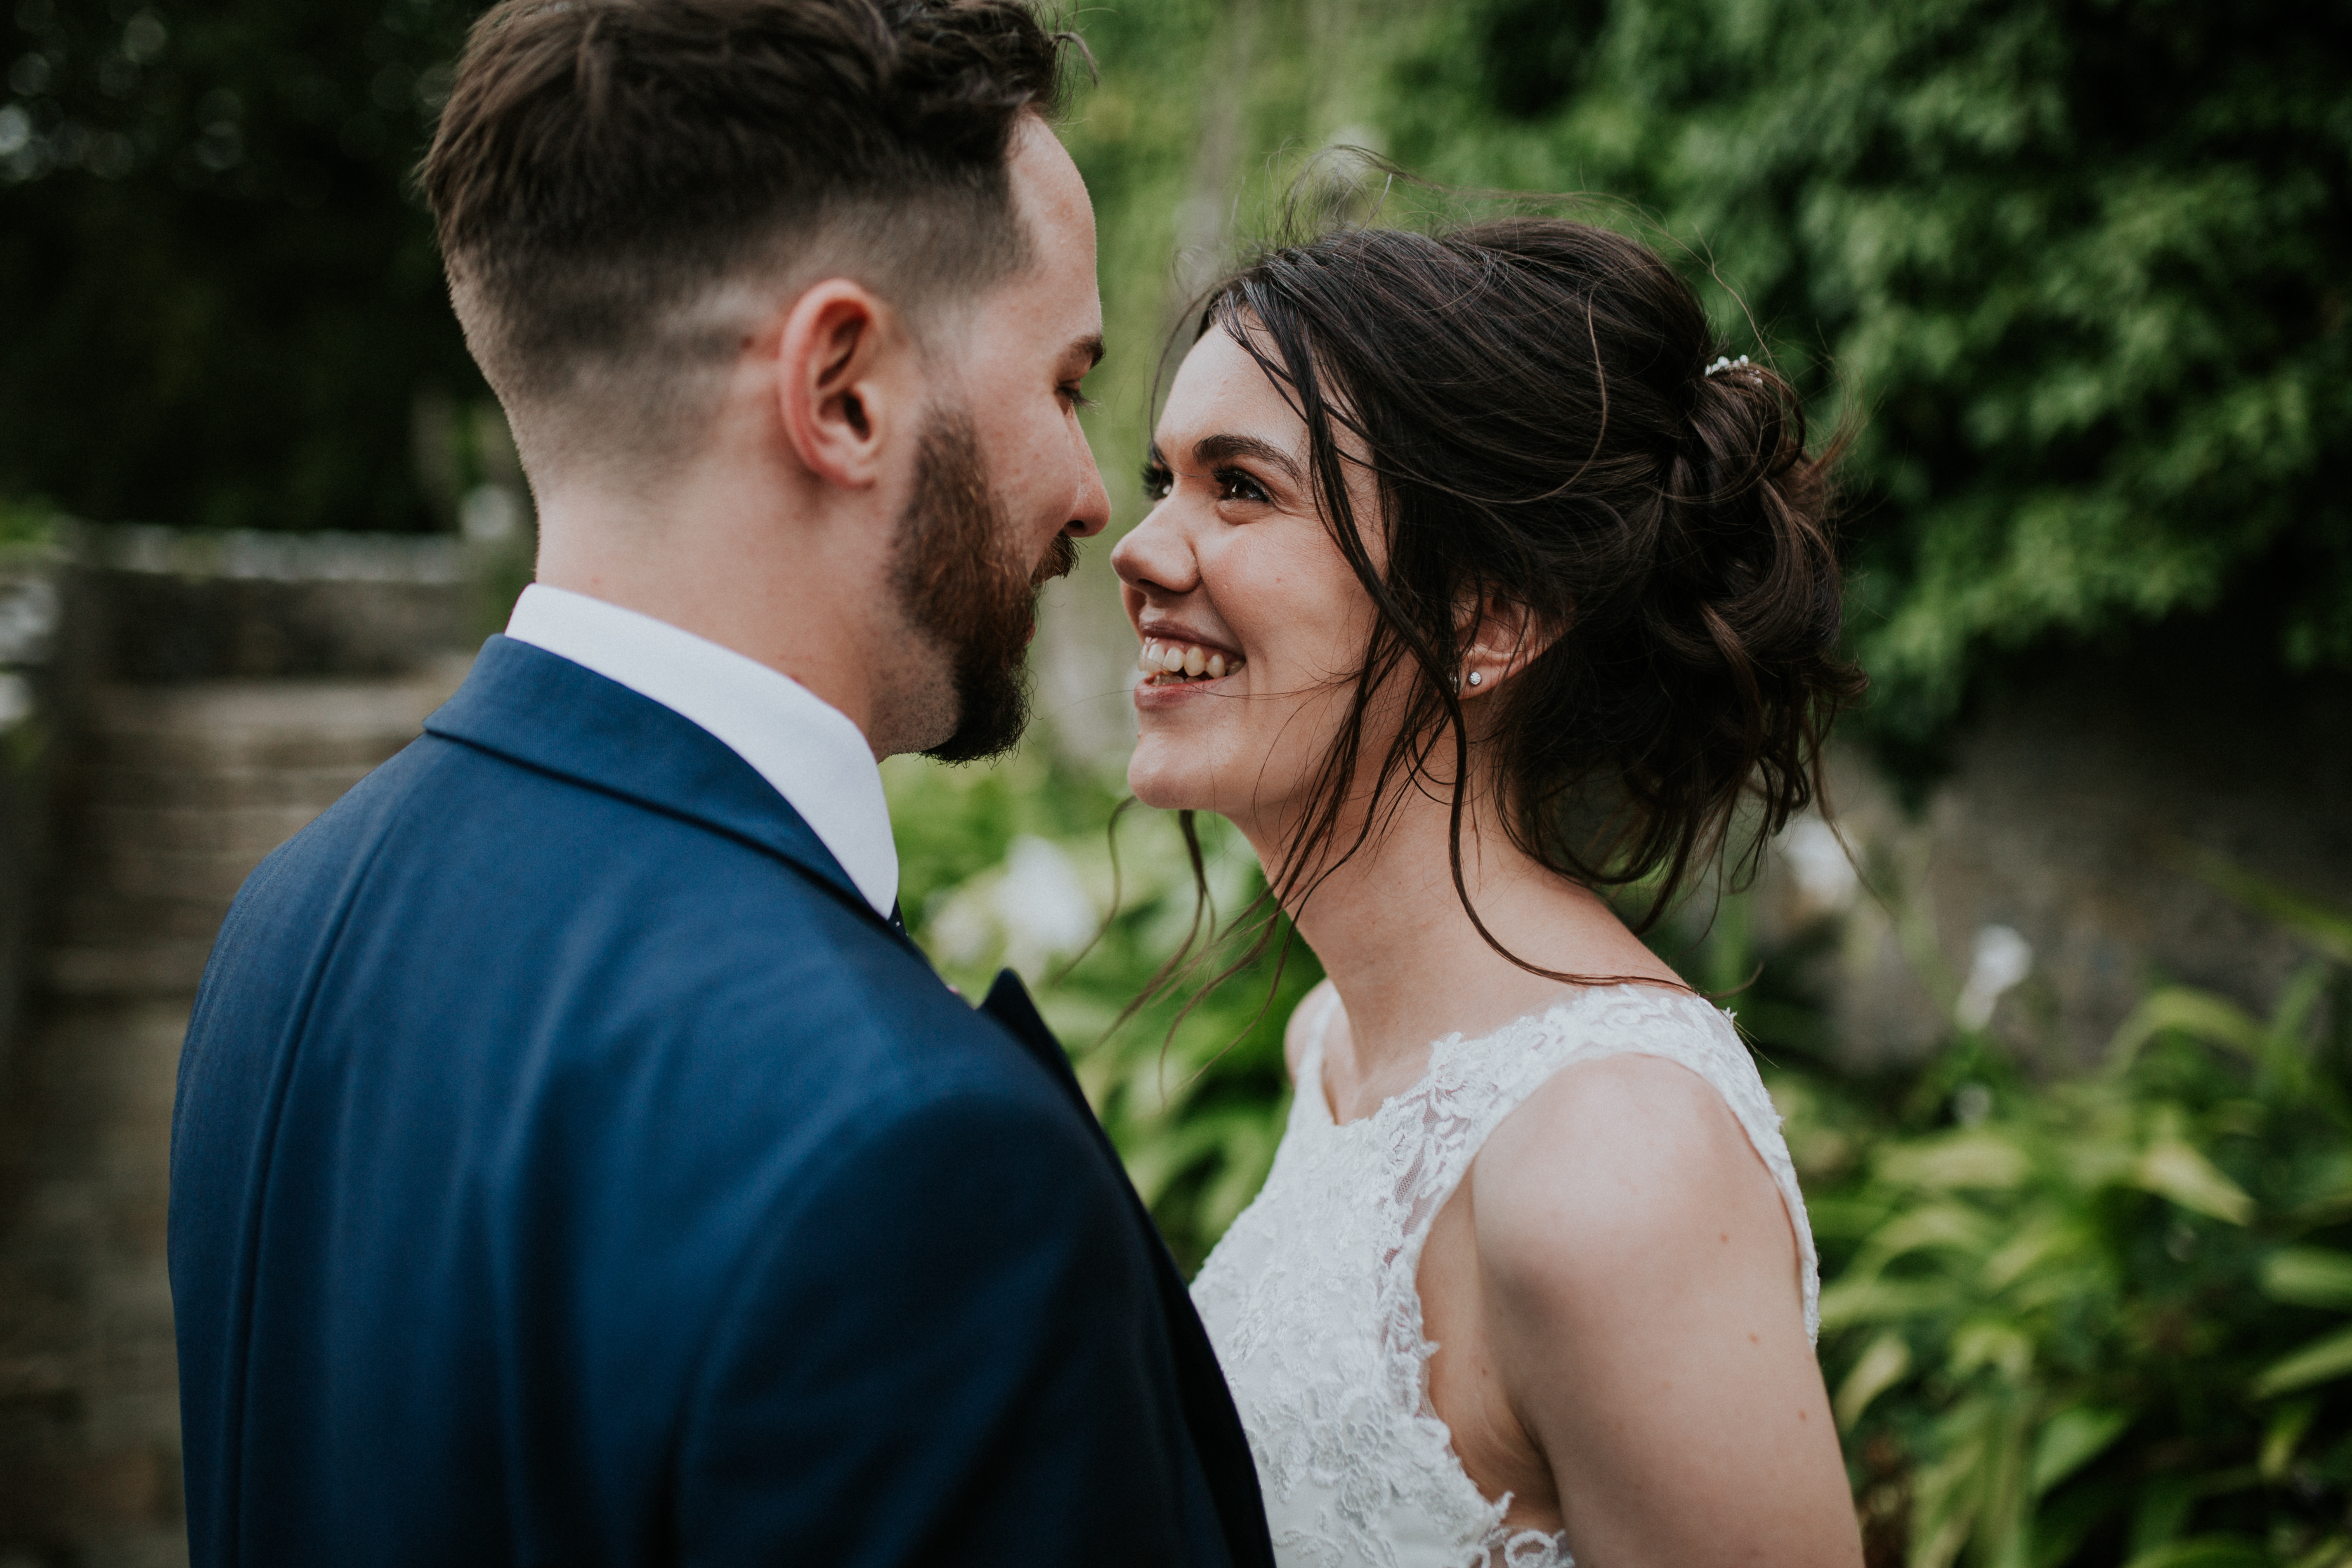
[1125,744,1204,811]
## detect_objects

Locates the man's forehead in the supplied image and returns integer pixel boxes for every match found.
[949,116,1098,358]
[1009,116,1093,226]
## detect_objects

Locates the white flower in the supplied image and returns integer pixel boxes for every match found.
[1955,924,2032,1030]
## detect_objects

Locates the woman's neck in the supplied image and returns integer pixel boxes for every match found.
[1251,775,1684,1119]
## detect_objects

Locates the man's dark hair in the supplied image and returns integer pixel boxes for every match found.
[423,0,1070,472]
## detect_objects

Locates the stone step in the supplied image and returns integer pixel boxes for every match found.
[76,661,468,774]
[0,995,196,1557]
[37,657,473,1001]
[79,802,328,858]
[54,890,236,947]
[41,943,215,999]
[80,763,381,812]
[84,844,277,907]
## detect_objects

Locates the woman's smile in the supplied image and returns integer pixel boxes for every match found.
[1133,631,1244,709]
[1133,620,1245,686]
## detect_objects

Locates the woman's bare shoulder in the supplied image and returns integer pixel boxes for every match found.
[1471,1051,1791,1306]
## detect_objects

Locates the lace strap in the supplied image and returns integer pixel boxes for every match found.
[1308,984,1344,1056]
[1285,985,1347,1131]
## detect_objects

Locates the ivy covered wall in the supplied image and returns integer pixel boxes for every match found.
[1367,0,2352,752]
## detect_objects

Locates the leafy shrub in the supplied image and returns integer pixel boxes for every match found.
[900,748,2352,1564]
[1773,883,2352,1567]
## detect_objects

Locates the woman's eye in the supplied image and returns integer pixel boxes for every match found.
[1216,468,1271,505]
[1140,463,1173,501]
[1061,383,1097,410]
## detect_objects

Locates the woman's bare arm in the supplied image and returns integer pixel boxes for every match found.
[1472,1053,1862,1568]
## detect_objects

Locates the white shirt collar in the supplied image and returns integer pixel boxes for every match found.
[502,583,899,917]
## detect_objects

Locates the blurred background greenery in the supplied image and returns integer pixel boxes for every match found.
[6,0,2350,1563]
[6,0,2343,753]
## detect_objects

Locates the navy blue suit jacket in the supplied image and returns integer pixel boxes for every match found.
[168,636,1272,1567]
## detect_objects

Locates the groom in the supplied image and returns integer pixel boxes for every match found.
[166,2,1270,1563]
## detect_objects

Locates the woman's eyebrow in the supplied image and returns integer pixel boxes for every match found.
[1191,432,1303,484]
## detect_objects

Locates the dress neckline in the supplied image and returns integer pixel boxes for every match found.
[1308,981,1701,1129]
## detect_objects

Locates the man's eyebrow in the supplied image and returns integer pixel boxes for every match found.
[1193,432,1303,484]
[1069,333,1105,370]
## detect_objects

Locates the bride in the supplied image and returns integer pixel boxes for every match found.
[1112,218,1868,1567]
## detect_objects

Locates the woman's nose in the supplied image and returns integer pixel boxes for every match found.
[1110,503,1199,598]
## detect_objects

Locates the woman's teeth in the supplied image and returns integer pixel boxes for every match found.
[1136,639,1236,684]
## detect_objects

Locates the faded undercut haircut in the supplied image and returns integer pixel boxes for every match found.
[423,0,1072,477]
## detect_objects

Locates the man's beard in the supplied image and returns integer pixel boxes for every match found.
[891,407,1079,764]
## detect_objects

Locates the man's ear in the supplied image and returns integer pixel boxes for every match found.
[775,279,904,490]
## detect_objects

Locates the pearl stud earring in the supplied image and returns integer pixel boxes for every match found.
[1466,671,1483,687]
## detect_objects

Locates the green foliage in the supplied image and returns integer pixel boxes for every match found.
[1365,0,2352,754]
[0,500,56,552]
[1764,886,2352,1566]
[0,0,485,532]
[886,751,1320,1273]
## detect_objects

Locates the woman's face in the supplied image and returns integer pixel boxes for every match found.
[1112,324,1384,845]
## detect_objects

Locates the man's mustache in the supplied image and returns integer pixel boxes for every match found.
[1032,533,1080,587]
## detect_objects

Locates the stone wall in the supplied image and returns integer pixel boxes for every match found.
[0,544,66,1097]
[65,524,475,683]
[0,522,486,1084]
[1754,634,2352,1071]
[0,527,479,1567]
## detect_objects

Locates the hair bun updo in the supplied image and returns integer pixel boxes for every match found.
[1201,217,1866,945]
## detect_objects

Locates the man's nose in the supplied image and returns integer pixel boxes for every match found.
[1065,432,1111,539]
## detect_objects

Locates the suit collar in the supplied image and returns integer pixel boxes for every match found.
[427,637,894,940]
[501,585,897,916]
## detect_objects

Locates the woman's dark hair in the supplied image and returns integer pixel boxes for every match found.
[1177,217,1865,990]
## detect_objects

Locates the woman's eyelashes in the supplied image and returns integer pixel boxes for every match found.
[1214,467,1272,505]
[1138,454,1274,508]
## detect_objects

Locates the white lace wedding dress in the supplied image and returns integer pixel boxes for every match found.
[1191,984,1821,1568]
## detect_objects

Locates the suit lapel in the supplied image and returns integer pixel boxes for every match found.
[427,637,908,950]
[978,967,1273,1566]
[978,968,1093,1108]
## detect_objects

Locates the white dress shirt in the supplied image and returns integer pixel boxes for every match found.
[503,583,899,917]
